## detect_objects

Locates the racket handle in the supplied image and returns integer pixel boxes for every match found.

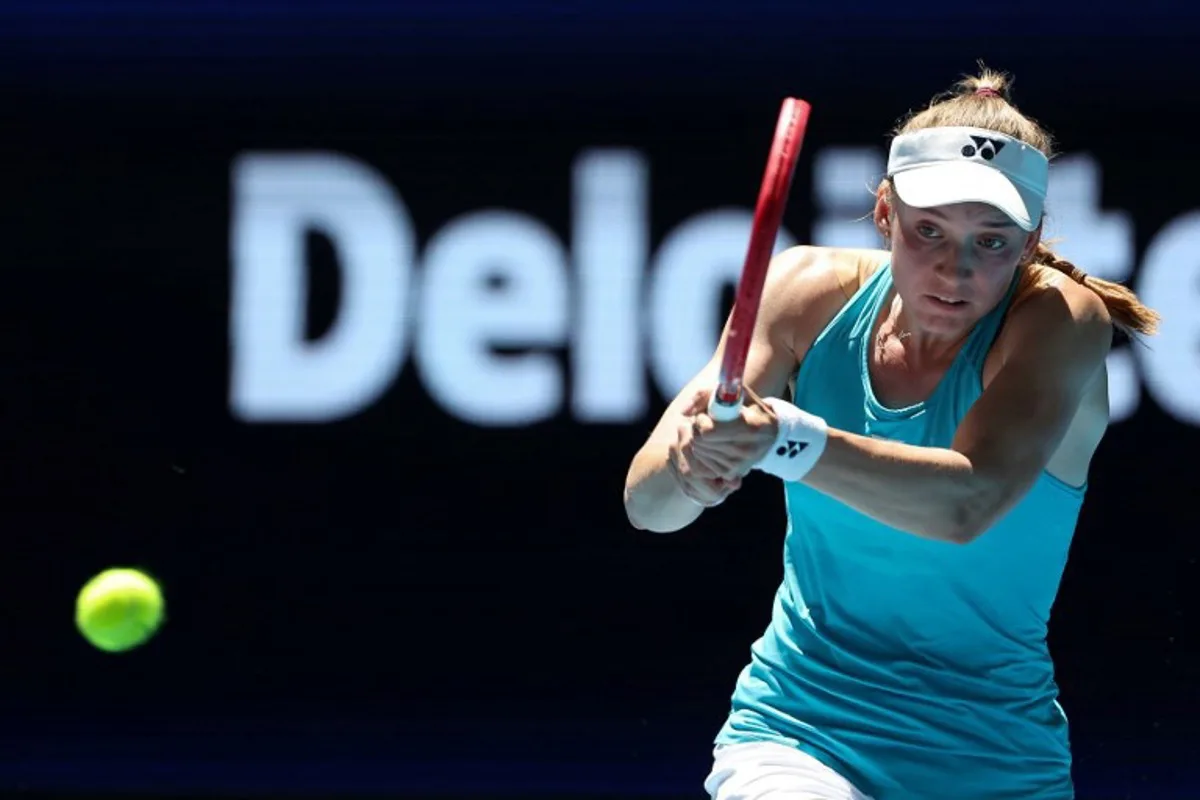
[707,390,744,423]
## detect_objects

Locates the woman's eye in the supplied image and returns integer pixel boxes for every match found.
[979,236,1007,251]
[917,224,940,238]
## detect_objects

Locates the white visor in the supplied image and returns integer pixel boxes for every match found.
[887,127,1049,232]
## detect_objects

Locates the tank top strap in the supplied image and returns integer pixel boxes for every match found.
[846,261,895,343]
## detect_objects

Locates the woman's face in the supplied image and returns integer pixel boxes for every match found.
[878,190,1038,340]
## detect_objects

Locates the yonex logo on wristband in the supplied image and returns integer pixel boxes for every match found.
[755,399,828,482]
[777,440,808,458]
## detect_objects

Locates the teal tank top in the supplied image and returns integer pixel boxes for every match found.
[715,263,1085,800]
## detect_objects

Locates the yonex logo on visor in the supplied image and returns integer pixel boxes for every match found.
[963,135,1005,160]
[886,126,1050,231]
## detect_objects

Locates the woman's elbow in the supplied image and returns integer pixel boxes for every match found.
[623,487,652,531]
[623,488,678,534]
[942,487,1013,544]
[943,514,988,545]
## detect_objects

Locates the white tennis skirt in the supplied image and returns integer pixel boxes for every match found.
[704,741,876,800]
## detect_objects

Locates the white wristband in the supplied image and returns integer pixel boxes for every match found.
[753,397,828,482]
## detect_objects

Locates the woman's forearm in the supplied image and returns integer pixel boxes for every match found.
[802,429,996,543]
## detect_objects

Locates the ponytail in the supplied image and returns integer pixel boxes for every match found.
[1032,242,1159,337]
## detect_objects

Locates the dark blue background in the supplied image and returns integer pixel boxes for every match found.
[2,3,1198,798]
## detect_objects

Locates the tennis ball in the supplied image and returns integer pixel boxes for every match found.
[75,568,165,653]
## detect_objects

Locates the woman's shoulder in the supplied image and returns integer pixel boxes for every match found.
[987,262,1113,383]
[761,246,891,364]
[1007,263,1112,334]
[766,245,890,303]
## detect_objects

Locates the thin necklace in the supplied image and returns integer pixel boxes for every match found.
[878,295,911,347]
[876,326,911,347]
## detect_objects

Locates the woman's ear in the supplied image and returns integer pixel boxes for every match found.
[873,186,893,247]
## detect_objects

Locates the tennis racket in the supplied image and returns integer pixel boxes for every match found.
[707,97,811,423]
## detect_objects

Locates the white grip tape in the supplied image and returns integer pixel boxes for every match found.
[753,397,829,482]
[707,392,744,423]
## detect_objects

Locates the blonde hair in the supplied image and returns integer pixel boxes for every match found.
[879,64,1159,337]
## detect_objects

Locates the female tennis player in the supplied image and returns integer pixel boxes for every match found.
[623,68,1158,800]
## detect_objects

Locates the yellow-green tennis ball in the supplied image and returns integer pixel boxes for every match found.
[75,568,165,653]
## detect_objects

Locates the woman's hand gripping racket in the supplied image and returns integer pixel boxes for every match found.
[707,98,811,423]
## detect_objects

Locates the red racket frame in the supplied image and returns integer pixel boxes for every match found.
[708,97,812,422]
